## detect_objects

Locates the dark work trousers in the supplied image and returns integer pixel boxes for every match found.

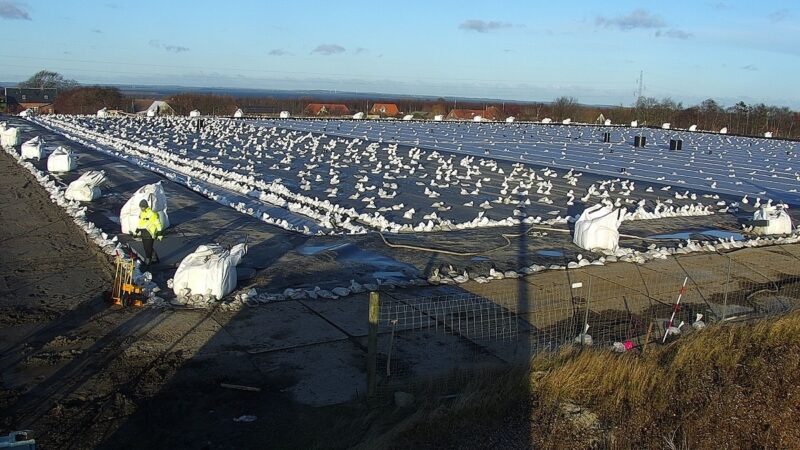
[137,229,157,263]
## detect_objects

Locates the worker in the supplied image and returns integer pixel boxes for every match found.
[134,199,163,266]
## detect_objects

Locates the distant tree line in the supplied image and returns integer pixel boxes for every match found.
[10,71,799,138]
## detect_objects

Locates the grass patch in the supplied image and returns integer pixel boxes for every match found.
[350,311,800,449]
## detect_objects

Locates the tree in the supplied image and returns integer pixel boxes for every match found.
[53,86,125,114]
[551,96,578,121]
[18,70,78,90]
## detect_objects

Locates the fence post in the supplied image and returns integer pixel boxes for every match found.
[367,291,380,405]
[721,256,732,322]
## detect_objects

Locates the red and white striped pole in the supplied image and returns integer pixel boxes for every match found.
[662,276,689,343]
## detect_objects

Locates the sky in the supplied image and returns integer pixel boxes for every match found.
[1,0,798,108]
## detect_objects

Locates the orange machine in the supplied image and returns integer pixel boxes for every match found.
[111,255,145,307]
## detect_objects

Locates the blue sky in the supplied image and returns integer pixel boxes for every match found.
[1,0,798,108]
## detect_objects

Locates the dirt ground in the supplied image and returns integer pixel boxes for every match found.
[0,149,340,449]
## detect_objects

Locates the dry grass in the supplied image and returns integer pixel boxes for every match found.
[361,311,800,449]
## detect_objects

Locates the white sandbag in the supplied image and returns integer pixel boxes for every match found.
[752,206,792,236]
[573,204,624,252]
[189,110,201,117]
[173,243,248,300]
[120,181,170,235]
[279,111,290,118]
[97,107,109,118]
[47,146,77,172]
[21,136,44,160]
[233,108,243,118]
[1,127,20,147]
[65,170,106,202]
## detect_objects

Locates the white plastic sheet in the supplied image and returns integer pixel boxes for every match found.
[573,204,624,252]
[120,181,170,234]
[65,170,106,202]
[21,136,44,160]
[172,243,247,300]
[1,127,20,147]
[47,146,77,172]
[752,206,792,235]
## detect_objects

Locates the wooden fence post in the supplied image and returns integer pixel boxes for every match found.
[367,291,380,404]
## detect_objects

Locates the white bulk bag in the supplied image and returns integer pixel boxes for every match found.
[506,116,515,123]
[562,118,571,124]
[21,137,45,160]
[18,109,34,117]
[0,122,6,132]
[473,115,483,122]
[433,114,443,121]
[573,204,624,252]
[719,127,728,134]
[662,122,671,129]
[630,120,638,127]
[403,114,413,121]
[173,243,248,300]
[752,206,792,236]
[604,119,612,126]
[65,170,106,202]
[47,146,77,172]
[541,118,552,124]
[279,111,290,118]
[233,108,243,118]
[352,112,364,119]
[189,110,201,117]
[97,107,109,118]
[689,124,697,131]
[1,127,20,147]
[120,182,170,234]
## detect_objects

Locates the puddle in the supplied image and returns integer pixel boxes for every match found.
[537,249,564,257]
[649,229,744,241]
[296,242,351,255]
[296,241,419,280]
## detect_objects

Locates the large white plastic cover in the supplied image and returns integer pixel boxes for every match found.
[120,181,170,235]
[752,206,793,236]
[173,243,247,300]
[47,146,77,172]
[65,170,106,202]
[573,204,624,252]
[21,136,44,160]
[189,110,201,117]
[1,127,20,147]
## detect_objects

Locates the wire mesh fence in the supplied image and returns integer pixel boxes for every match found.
[367,243,800,401]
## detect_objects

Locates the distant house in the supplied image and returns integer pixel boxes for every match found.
[369,103,400,118]
[446,106,503,121]
[304,103,350,117]
[4,87,58,114]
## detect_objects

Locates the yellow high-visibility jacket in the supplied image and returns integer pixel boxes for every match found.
[137,207,163,237]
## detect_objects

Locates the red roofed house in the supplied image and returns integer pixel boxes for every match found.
[446,106,504,121]
[369,103,400,118]
[304,103,351,117]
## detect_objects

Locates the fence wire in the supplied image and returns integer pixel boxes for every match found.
[370,243,800,399]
